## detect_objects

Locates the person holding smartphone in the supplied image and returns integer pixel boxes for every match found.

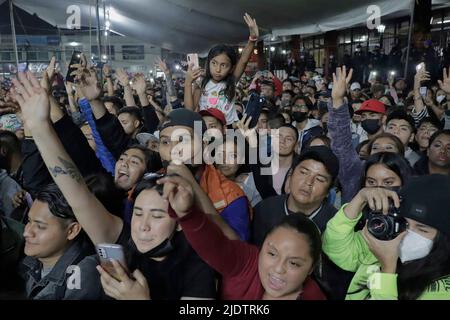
[12,72,217,300]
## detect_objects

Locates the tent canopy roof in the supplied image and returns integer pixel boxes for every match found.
[3,0,449,53]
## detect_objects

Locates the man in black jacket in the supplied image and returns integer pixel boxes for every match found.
[251,145,338,244]
[251,145,353,300]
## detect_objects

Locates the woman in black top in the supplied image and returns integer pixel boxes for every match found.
[98,178,216,300]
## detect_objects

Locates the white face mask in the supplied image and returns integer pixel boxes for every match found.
[399,230,434,263]
[436,95,446,104]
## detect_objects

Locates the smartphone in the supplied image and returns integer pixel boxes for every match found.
[66,51,82,83]
[187,53,199,69]
[96,243,129,281]
[18,62,28,73]
[416,63,425,72]
[419,86,428,97]
[245,92,265,129]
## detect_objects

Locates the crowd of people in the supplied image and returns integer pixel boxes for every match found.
[0,13,450,300]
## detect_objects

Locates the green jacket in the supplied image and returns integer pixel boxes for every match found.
[322,205,450,300]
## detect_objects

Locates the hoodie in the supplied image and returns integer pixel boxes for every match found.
[294,118,323,152]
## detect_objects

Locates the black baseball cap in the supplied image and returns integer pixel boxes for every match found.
[260,80,275,89]
[400,174,450,236]
[158,108,206,133]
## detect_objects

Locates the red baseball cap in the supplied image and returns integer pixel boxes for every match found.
[199,108,226,125]
[355,99,386,115]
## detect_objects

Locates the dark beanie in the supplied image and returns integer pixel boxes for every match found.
[399,174,450,236]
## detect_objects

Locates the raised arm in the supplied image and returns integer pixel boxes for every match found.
[131,73,149,107]
[328,66,364,203]
[438,68,450,107]
[158,175,257,278]
[40,56,64,123]
[233,13,259,81]
[12,71,123,245]
[156,58,176,99]
[70,63,108,121]
[116,69,135,107]
[412,64,431,117]
[183,64,203,111]
[166,163,239,241]
[103,64,115,96]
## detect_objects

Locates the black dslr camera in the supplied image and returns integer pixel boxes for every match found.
[367,199,407,241]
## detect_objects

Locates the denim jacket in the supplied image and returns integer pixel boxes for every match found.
[21,239,102,300]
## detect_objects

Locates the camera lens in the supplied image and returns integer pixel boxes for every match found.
[367,214,397,240]
[368,216,388,237]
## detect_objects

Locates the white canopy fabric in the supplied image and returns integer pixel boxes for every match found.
[5,0,450,53]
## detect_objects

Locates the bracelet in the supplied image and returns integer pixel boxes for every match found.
[249,36,258,42]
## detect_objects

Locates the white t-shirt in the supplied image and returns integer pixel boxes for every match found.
[199,79,238,125]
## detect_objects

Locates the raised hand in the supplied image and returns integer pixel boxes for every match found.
[64,80,76,97]
[236,113,257,147]
[332,65,353,107]
[414,64,431,90]
[157,174,195,218]
[131,73,147,95]
[185,64,204,84]
[116,68,131,87]
[244,13,259,39]
[236,113,254,137]
[156,57,169,74]
[11,71,50,129]
[72,66,102,101]
[103,64,112,77]
[438,68,450,94]
[40,56,57,94]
